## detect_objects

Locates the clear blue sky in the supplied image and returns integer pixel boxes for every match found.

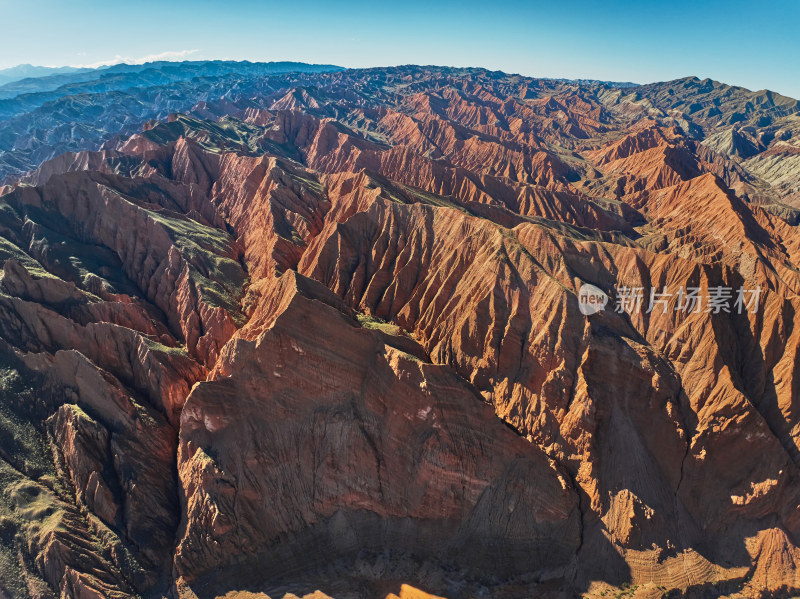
[2,0,798,98]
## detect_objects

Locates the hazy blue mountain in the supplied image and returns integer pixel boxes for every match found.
[0,60,342,104]
[0,64,89,86]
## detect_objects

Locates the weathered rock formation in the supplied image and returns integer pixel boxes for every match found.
[0,65,798,599]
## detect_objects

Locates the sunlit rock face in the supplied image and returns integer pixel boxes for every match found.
[0,65,798,599]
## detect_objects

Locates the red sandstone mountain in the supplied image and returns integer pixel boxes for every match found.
[0,66,798,599]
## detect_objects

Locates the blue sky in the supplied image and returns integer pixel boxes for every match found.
[2,0,799,98]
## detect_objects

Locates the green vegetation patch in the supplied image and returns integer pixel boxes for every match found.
[356,313,410,338]
[0,237,54,280]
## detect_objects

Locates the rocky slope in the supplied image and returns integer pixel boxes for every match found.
[0,65,798,599]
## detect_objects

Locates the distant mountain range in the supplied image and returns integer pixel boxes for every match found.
[0,60,343,102]
[0,60,344,180]
[0,64,90,86]
[1,61,798,205]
